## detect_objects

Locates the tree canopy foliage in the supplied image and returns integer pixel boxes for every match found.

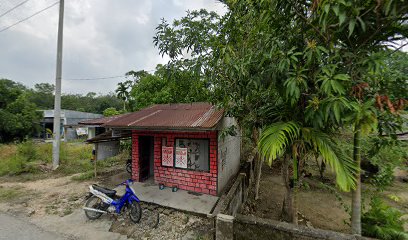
[120,64,210,111]
[150,0,407,232]
[0,79,41,142]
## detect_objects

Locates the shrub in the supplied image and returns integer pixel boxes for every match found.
[362,197,408,240]
[17,140,37,162]
[0,142,38,175]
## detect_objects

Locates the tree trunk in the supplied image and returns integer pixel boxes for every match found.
[319,161,326,180]
[351,125,362,235]
[253,128,262,200]
[254,152,263,200]
[292,156,301,225]
[281,155,295,223]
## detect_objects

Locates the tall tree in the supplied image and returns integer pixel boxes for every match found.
[125,64,210,110]
[312,0,408,234]
[115,82,131,111]
[153,0,407,233]
[0,79,41,142]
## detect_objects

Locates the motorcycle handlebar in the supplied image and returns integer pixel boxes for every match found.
[117,179,134,187]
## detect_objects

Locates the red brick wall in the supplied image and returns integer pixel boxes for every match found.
[131,130,218,195]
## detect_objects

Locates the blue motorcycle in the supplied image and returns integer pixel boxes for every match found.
[83,179,142,223]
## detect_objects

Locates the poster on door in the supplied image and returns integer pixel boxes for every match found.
[161,146,174,167]
[175,147,188,168]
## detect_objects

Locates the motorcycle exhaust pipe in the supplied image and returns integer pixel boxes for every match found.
[83,207,107,214]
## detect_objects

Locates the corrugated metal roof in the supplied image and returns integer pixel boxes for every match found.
[78,113,133,126]
[86,130,131,143]
[103,103,224,130]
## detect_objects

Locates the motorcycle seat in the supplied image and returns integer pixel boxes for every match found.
[92,184,116,196]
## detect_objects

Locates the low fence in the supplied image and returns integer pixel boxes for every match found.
[233,214,370,240]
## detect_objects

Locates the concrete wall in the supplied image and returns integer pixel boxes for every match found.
[217,117,241,194]
[232,214,369,240]
[64,127,77,141]
[95,141,120,160]
[213,160,369,240]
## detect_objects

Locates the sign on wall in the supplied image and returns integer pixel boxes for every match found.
[162,146,174,167]
[175,147,188,168]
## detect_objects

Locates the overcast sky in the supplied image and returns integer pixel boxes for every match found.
[0,0,227,94]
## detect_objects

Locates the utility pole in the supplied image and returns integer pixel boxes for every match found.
[52,0,64,170]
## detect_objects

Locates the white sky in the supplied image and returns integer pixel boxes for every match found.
[0,0,227,94]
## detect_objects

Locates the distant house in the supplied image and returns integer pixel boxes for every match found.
[78,113,132,161]
[99,102,241,196]
[38,109,103,141]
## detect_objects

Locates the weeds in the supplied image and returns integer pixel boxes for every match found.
[0,141,126,177]
[0,186,23,202]
[362,197,408,240]
[71,171,94,181]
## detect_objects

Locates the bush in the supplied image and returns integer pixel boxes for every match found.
[17,140,37,162]
[366,138,408,190]
[120,139,132,155]
[0,141,38,175]
[362,197,408,240]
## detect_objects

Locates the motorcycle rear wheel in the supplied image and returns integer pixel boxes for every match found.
[84,196,104,220]
[129,201,142,223]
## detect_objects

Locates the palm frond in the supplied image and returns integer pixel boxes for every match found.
[302,128,358,191]
[258,121,300,166]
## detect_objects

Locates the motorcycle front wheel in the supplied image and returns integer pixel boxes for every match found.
[129,201,142,223]
[84,196,104,220]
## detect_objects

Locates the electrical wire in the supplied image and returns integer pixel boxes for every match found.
[64,75,126,81]
[0,0,30,19]
[0,1,58,34]
[64,69,156,81]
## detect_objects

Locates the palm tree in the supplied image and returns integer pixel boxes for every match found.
[116,82,130,111]
[258,121,357,224]
[347,101,377,234]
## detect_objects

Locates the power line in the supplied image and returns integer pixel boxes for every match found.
[0,0,30,19]
[0,1,58,34]
[64,70,157,81]
[64,75,126,81]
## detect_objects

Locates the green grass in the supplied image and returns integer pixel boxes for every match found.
[0,141,128,178]
[0,186,24,202]
[71,152,129,181]
[71,170,95,181]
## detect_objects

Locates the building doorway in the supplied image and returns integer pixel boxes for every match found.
[139,136,154,181]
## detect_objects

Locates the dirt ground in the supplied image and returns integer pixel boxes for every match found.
[1,163,405,239]
[0,170,213,240]
[241,164,408,234]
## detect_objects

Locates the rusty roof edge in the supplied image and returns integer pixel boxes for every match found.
[101,126,219,131]
[191,106,215,127]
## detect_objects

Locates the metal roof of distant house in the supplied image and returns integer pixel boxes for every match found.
[103,102,224,130]
[78,113,132,126]
[86,130,131,143]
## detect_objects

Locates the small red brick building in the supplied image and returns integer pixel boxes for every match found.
[103,103,241,196]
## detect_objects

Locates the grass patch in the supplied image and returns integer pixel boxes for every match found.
[71,170,94,181]
[0,186,24,202]
[0,141,128,178]
[71,151,130,181]
[63,208,73,216]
